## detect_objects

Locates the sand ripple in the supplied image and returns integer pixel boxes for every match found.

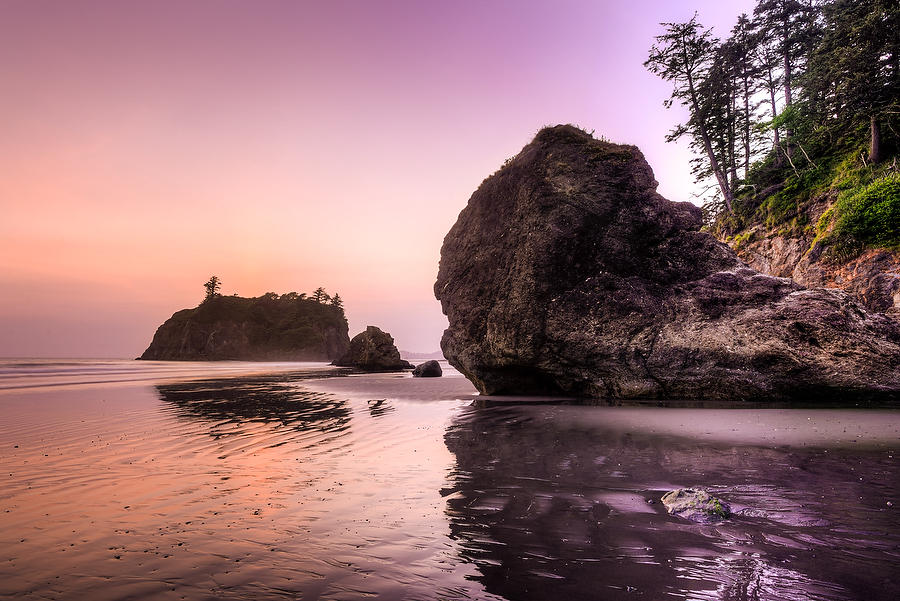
[1,366,898,600]
[0,370,493,601]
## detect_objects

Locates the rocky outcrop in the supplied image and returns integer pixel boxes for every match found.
[140,294,349,361]
[798,248,900,316]
[738,236,900,319]
[661,488,731,523]
[434,125,900,401]
[333,326,413,370]
[412,360,442,377]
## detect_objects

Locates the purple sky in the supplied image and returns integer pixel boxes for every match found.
[0,0,756,357]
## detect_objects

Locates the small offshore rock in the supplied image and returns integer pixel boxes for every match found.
[412,360,442,377]
[661,488,731,523]
[333,326,413,371]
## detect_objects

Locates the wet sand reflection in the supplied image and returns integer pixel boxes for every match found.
[443,404,900,601]
[156,373,352,434]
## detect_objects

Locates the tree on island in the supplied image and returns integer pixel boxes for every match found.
[203,276,221,301]
[312,287,331,303]
[330,293,343,310]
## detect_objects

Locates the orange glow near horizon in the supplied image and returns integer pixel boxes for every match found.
[0,0,756,357]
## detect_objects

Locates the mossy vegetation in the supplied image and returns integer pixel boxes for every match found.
[711,498,729,518]
[713,133,899,262]
[818,175,900,260]
[646,0,898,263]
[729,230,755,250]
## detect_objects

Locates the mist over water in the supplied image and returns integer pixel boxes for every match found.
[0,361,897,600]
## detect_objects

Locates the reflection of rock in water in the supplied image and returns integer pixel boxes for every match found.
[443,405,899,601]
[366,399,395,418]
[156,373,350,434]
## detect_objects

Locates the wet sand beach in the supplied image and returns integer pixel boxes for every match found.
[1,360,898,600]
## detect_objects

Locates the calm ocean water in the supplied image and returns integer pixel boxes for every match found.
[0,359,898,600]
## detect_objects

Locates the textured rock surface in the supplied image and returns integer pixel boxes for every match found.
[434,125,900,400]
[334,326,413,370]
[661,488,731,523]
[412,360,442,377]
[140,295,349,361]
[734,225,900,319]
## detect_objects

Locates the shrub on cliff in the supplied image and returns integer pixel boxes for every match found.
[834,176,900,246]
[819,175,900,260]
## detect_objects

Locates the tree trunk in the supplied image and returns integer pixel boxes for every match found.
[782,19,793,157]
[783,50,792,107]
[766,66,782,165]
[693,110,733,212]
[693,113,733,212]
[869,115,881,164]
[680,32,733,213]
[743,73,751,179]
[781,11,793,108]
[728,85,738,187]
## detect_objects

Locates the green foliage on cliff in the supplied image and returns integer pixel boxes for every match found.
[714,132,898,260]
[819,175,900,259]
[201,294,347,348]
[192,293,345,329]
[648,0,899,259]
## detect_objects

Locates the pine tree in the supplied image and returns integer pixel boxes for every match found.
[203,276,221,301]
[647,0,897,227]
[754,0,821,157]
[312,287,330,303]
[729,14,765,179]
[645,15,736,211]
[804,0,899,163]
[696,45,739,189]
[330,293,343,311]
[751,24,785,160]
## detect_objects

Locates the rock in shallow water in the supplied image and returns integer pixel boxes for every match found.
[333,326,413,371]
[434,125,900,401]
[412,360,442,377]
[661,488,731,523]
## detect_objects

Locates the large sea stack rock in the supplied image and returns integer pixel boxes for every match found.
[140,294,349,361]
[434,125,900,401]
[334,326,414,370]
